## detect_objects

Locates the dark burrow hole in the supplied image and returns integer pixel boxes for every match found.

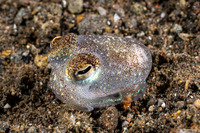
[156,74,170,94]
[5,94,21,110]
[190,83,199,92]
[20,76,35,95]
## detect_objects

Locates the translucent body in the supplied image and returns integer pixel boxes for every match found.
[48,33,152,111]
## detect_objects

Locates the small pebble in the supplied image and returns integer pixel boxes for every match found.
[22,50,29,57]
[186,98,194,104]
[177,101,185,109]
[10,52,22,63]
[116,8,125,17]
[122,120,129,128]
[97,7,107,16]
[179,0,187,9]
[130,18,137,28]
[78,15,106,34]
[161,102,166,108]
[131,3,145,15]
[98,106,119,130]
[27,126,37,133]
[194,99,200,109]
[13,24,17,32]
[4,103,11,109]
[193,2,200,14]
[157,98,164,107]
[148,105,155,112]
[161,12,165,18]
[147,98,157,106]
[105,26,112,33]
[68,0,83,13]
[126,18,137,29]
[137,31,145,37]
[178,33,194,41]
[114,13,120,22]
[70,115,76,125]
[107,20,111,25]
[1,50,13,57]
[62,0,67,8]
[173,24,183,33]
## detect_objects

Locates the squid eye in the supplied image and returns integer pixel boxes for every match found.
[74,64,94,80]
[65,53,101,83]
[76,65,92,75]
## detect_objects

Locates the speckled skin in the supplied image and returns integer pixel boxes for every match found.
[48,33,152,111]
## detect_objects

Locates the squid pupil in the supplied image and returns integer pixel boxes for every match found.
[77,66,91,75]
